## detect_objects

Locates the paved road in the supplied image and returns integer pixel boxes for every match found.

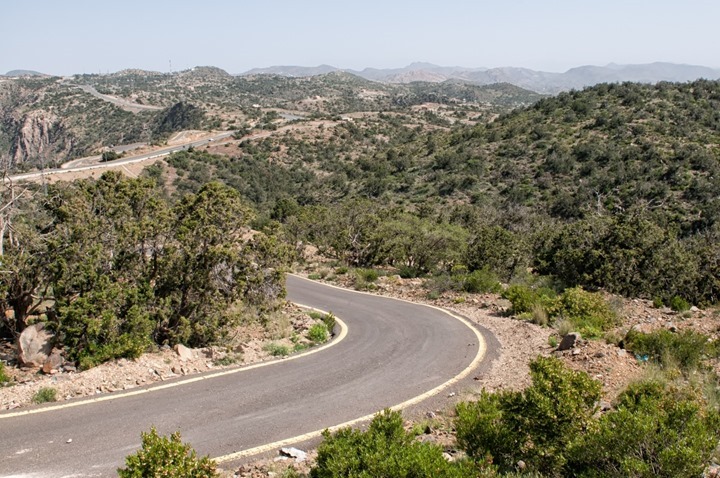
[0,275,490,477]
[75,85,163,113]
[7,132,235,182]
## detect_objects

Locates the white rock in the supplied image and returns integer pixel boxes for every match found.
[280,447,307,462]
[174,344,194,361]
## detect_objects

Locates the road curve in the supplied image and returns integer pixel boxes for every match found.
[0,275,490,477]
[7,132,235,183]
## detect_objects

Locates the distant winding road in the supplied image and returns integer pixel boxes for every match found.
[75,85,163,113]
[7,132,235,183]
[0,276,493,477]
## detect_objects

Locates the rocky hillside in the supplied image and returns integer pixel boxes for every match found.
[1,67,542,171]
[166,79,720,305]
[76,68,542,114]
[0,77,209,171]
[0,77,154,170]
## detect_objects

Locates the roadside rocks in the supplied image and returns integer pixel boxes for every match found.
[42,348,65,374]
[557,332,581,351]
[17,324,54,368]
[174,343,194,361]
[280,447,307,462]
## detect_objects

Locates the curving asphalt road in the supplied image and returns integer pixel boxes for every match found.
[7,132,236,183]
[75,85,164,113]
[0,275,491,477]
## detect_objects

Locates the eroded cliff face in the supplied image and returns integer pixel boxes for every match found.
[0,78,159,171]
[10,110,72,169]
[0,79,77,171]
[0,81,64,170]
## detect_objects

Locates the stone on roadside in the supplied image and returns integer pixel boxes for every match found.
[280,447,307,462]
[557,332,581,351]
[174,344,194,361]
[42,348,65,374]
[17,323,54,368]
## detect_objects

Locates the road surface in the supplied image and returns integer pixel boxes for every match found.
[7,132,235,182]
[0,275,492,477]
[75,85,163,113]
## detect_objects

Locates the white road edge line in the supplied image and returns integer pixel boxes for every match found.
[0,275,487,469]
[0,305,347,420]
[213,274,486,463]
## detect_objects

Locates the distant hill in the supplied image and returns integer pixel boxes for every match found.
[242,64,339,77]
[4,69,47,77]
[240,62,720,94]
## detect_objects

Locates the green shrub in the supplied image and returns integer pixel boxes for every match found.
[308,323,329,343]
[356,268,380,283]
[566,380,720,477]
[669,295,691,312]
[456,356,601,475]
[0,362,9,385]
[212,353,240,367]
[503,284,536,314]
[263,342,290,357]
[307,311,324,320]
[118,427,217,477]
[462,268,502,294]
[307,311,336,334]
[556,287,619,338]
[502,284,556,316]
[311,409,474,478]
[624,329,717,372]
[397,265,422,279]
[426,290,441,300]
[308,273,322,280]
[321,312,336,334]
[54,284,155,370]
[505,286,617,337]
[32,387,57,404]
[424,274,455,296]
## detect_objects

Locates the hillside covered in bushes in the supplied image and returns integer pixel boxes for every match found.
[166,80,720,306]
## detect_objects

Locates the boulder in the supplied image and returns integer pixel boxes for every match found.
[174,344,194,361]
[557,332,581,351]
[17,323,54,368]
[42,348,65,374]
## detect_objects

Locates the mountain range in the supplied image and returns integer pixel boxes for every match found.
[241,62,720,94]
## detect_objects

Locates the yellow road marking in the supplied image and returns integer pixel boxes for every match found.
[1,275,488,471]
[214,276,486,463]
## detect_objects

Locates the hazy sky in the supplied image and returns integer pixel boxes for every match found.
[3,0,719,75]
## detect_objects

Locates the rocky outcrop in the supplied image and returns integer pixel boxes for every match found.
[11,110,70,167]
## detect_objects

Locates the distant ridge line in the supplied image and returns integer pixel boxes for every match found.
[238,61,720,94]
